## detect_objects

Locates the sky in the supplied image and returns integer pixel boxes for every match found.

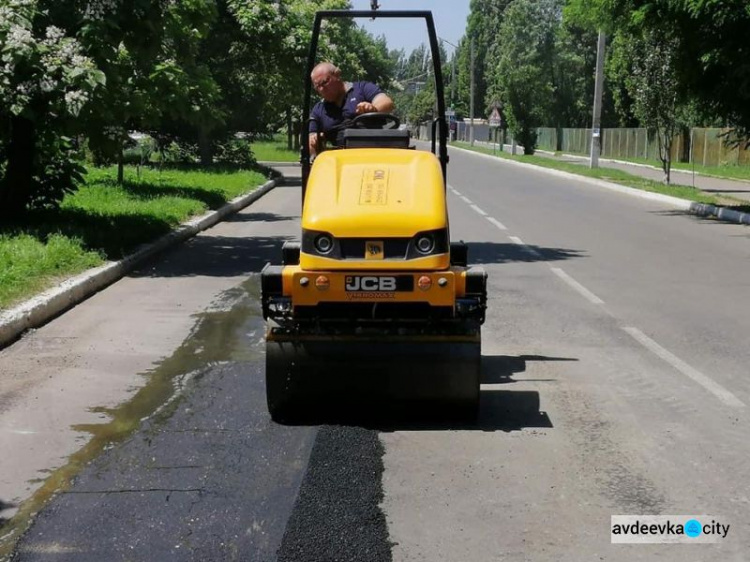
[349,0,471,57]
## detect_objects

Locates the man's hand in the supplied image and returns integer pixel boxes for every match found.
[309,132,324,155]
[356,101,376,114]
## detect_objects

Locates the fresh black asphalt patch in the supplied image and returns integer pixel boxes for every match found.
[8,298,393,561]
[276,425,393,562]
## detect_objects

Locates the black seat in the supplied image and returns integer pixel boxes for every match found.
[342,129,410,149]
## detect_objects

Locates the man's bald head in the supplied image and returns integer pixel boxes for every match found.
[311,62,345,102]
[312,62,340,79]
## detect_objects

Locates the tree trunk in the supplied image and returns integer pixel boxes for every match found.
[680,127,691,163]
[199,131,213,166]
[293,121,300,152]
[659,130,673,185]
[286,107,293,151]
[0,116,36,219]
[117,142,124,184]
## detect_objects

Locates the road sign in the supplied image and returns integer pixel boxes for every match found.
[488,107,501,127]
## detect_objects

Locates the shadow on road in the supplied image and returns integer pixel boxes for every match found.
[481,354,577,384]
[466,241,585,265]
[276,176,303,188]
[228,212,298,223]
[130,233,292,278]
[275,354,578,432]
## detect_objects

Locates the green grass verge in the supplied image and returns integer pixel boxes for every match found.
[660,161,750,182]
[452,141,749,208]
[251,135,299,162]
[0,234,104,310]
[0,164,267,310]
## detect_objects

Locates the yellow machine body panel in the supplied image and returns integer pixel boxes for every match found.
[303,148,446,236]
[301,148,449,270]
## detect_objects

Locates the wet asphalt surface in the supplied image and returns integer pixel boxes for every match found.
[9,153,750,561]
[10,284,392,562]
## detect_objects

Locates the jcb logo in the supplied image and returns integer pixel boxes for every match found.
[345,276,397,291]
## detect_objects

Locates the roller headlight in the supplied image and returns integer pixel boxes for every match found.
[314,234,334,254]
[415,235,435,255]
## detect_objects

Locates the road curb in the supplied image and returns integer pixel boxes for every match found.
[448,144,750,226]
[0,178,277,349]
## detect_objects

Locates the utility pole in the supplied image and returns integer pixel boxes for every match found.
[470,37,475,146]
[590,30,605,168]
[438,38,458,109]
[439,37,459,142]
[451,55,456,108]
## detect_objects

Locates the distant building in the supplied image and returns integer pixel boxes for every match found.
[406,81,425,94]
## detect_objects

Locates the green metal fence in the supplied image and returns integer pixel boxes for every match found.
[536,127,750,167]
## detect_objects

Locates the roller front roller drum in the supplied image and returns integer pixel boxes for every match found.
[265,331,481,423]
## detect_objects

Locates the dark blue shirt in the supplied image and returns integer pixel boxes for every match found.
[309,81,384,143]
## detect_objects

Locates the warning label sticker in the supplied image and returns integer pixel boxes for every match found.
[360,168,388,205]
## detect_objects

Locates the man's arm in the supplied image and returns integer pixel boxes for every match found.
[356,84,394,114]
[308,104,325,155]
[356,92,394,114]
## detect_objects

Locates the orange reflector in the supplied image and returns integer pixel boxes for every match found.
[418,275,432,291]
[315,275,330,290]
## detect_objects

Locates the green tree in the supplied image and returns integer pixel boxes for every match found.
[566,0,750,141]
[627,30,685,183]
[551,21,598,131]
[490,0,559,154]
[226,1,392,149]
[388,42,449,128]
[81,0,221,176]
[460,0,514,120]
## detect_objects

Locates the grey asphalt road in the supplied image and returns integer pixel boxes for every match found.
[2,147,749,561]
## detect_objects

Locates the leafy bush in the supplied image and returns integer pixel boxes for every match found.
[24,135,87,210]
[156,140,200,164]
[213,139,256,168]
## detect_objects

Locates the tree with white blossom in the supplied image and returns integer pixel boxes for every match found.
[0,0,105,216]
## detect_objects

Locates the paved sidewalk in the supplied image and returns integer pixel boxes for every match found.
[540,151,750,204]
[470,140,750,205]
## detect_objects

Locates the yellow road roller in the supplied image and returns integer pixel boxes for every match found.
[261,8,487,422]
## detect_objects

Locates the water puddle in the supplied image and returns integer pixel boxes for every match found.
[0,278,264,559]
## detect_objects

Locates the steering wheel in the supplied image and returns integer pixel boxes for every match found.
[352,112,400,130]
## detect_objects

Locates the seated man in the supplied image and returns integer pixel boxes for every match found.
[308,62,394,155]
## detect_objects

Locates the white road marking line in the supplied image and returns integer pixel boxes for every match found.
[447,184,461,196]
[550,267,605,305]
[470,204,487,216]
[622,327,746,408]
[486,217,508,230]
[460,195,473,204]
[508,236,543,259]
